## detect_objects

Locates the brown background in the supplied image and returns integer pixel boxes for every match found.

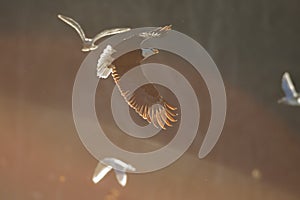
[1,0,300,199]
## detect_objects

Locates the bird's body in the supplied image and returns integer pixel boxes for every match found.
[97,38,177,130]
[278,72,300,106]
[92,158,135,187]
[58,14,130,52]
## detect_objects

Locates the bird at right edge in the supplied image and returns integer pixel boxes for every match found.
[278,72,300,106]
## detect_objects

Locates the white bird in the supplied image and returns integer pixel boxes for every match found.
[278,72,300,106]
[92,158,136,187]
[126,25,172,46]
[57,14,131,52]
[139,25,171,38]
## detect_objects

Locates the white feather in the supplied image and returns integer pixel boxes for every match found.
[97,45,116,78]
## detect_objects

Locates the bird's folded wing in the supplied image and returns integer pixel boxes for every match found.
[92,162,112,184]
[282,72,298,98]
[111,65,177,130]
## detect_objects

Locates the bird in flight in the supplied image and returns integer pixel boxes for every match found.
[57,14,131,52]
[278,72,300,106]
[92,157,136,187]
[138,25,172,40]
[96,26,177,130]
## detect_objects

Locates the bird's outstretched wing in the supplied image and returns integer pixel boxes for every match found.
[282,72,298,98]
[92,162,112,184]
[119,25,172,48]
[57,14,86,42]
[93,28,131,44]
[125,82,177,129]
[111,63,177,130]
[114,170,127,187]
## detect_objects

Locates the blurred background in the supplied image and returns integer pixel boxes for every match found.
[1,0,300,199]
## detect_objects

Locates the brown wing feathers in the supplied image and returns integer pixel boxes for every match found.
[110,64,177,130]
